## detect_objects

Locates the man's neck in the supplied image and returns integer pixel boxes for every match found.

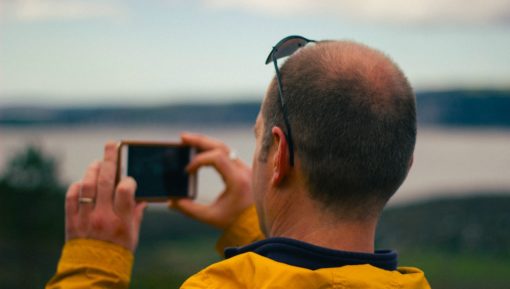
[266,189,377,253]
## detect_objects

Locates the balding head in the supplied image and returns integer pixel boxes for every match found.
[260,40,416,220]
[314,41,412,115]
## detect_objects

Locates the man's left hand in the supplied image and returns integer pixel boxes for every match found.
[64,142,146,253]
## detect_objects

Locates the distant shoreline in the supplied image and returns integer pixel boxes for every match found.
[1,89,510,127]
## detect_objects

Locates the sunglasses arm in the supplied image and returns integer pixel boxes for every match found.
[271,53,295,166]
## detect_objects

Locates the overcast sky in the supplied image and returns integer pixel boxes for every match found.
[1,0,509,106]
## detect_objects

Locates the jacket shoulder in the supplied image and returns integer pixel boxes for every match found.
[181,252,431,289]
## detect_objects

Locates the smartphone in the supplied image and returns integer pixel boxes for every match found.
[117,141,197,201]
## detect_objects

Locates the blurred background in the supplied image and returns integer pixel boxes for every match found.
[0,0,509,288]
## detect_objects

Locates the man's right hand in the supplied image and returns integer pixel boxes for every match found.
[169,132,253,230]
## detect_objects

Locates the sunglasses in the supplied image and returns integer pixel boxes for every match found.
[265,35,316,166]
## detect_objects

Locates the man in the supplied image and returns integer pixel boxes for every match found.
[46,36,431,288]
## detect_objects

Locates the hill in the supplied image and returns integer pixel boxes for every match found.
[1,89,510,127]
[376,193,510,255]
[135,194,510,256]
[417,89,510,127]
[377,194,510,289]
[0,102,260,126]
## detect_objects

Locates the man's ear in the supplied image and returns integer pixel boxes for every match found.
[408,155,414,172]
[271,126,290,186]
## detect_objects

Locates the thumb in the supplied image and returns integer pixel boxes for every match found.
[169,199,213,225]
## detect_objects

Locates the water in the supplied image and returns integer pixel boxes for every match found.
[1,125,509,206]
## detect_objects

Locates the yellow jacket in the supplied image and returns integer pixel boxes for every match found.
[46,206,431,289]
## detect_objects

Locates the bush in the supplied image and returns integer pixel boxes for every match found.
[0,145,66,288]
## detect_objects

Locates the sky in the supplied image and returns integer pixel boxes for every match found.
[0,0,509,106]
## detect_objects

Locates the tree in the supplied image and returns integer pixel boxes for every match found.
[0,145,66,288]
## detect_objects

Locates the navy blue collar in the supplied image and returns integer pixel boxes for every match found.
[225,237,397,271]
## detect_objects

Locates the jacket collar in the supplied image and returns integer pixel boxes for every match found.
[225,237,397,271]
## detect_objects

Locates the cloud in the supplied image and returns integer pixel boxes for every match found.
[204,0,510,25]
[1,0,127,22]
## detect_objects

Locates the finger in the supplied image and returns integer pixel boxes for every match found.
[65,182,81,239]
[103,141,119,163]
[170,198,214,225]
[181,132,228,152]
[96,141,118,209]
[113,177,137,218]
[95,161,117,210]
[186,149,235,178]
[133,201,147,236]
[128,201,147,252]
[95,142,119,209]
[66,182,81,218]
[79,161,101,217]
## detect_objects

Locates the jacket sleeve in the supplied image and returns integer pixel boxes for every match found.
[45,239,134,289]
[215,205,265,257]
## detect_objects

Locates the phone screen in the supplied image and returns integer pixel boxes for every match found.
[120,143,196,200]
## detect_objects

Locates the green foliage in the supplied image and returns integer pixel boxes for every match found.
[132,209,221,288]
[377,194,510,289]
[1,145,61,191]
[377,194,510,256]
[0,145,66,288]
[399,250,510,289]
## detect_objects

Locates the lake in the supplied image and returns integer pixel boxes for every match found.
[1,125,509,206]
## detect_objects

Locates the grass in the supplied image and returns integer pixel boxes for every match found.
[399,249,510,289]
[131,237,221,288]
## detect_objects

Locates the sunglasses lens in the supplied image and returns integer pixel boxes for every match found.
[273,38,309,60]
[265,36,314,64]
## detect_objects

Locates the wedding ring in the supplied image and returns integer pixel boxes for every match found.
[78,197,95,204]
[228,150,238,161]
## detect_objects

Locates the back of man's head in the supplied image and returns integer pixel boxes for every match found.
[261,40,416,220]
